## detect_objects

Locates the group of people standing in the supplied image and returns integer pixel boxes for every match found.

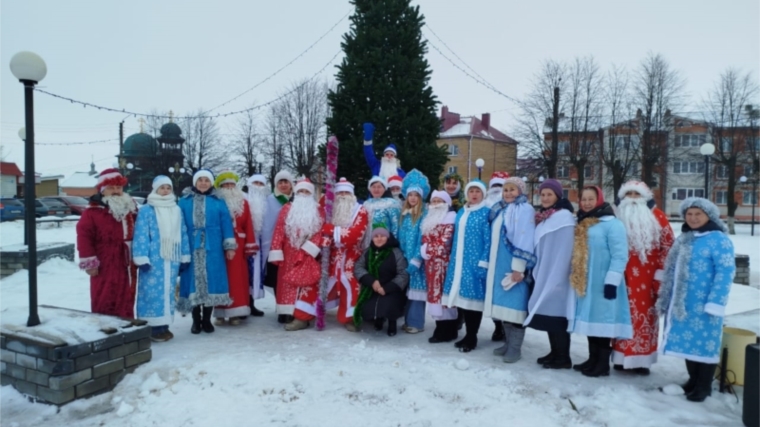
[76,122,736,404]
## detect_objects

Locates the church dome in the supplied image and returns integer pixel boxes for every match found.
[123,133,157,157]
[160,122,182,138]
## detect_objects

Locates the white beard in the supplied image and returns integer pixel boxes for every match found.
[285,194,322,248]
[379,158,399,180]
[421,204,449,236]
[486,187,502,207]
[618,197,662,263]
[103,193,136,222]
[247,186,270,235]
[217,187,246,220]
[332,194,357,227]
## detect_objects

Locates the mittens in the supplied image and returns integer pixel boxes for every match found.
[363,122,375,141]
[420,243,430,260]
[603,284,617,300]
[138,264,151,273]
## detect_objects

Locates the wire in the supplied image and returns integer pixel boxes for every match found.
[424,24,499,93]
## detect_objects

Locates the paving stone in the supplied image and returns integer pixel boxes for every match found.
[15,353,36,369]
[37,358,74,376]
[53,343,92,360]
[91,334,124,352]
[0,350,15,364]
[1,374,12,386]
[123,326,151,343]
[37,385,75,405]
[137,338,151,351]
[13,378,37,396]
[25,368,49,386]
[93,358,124,378]
[109,369,127,387]
[7,363,25,380]
[48,369,91,390]
[74,350,109,371]
[1,336,6,350]
[75,376,110,398]
[6,340,25,353]
[125,349,152,368]
[108,342,138,360]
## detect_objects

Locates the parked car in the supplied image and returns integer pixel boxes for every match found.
[40,196,90,215]
[0,198,25,222]
[132,196,146,209]
[35,198,72,218]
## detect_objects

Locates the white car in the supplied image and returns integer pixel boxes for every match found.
[132,197,146,209]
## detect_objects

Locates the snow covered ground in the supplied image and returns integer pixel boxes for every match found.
[0,220,758,427]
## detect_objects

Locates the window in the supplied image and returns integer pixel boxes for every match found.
[716,165,729,179]
[721,137,733,153]
[613,135,641,151]
[749,136,760,151]
[744,191,758,205]
[562,189,570,199]
[557,165,570,178]
[673,161,705,174]
[558,141,569,155]
[628,163,640,175]
[448,145,459,156]
[584,166,593,179]
[674,134,706,147]
[744,165,755,178]
[672,188,705,200]
[447,166,458,174]
[716,191,728,205]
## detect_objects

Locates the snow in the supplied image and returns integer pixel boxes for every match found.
[59,172,97,189]
[0,221,757,426]
[440,122,472,137]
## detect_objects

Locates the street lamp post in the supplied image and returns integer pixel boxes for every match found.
[740,175,757,236]
[168,163,186,195]
[475,158,485,180]
[10,51,47,327]
[18,127,27,245]
[256,153,265,174]
[700,142,715,199]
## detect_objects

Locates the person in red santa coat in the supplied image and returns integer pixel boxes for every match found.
[268,178,325,331]
[77,168,139,318]
[323,178,370,331]
[612,180,675,375]
[213,171,259,326]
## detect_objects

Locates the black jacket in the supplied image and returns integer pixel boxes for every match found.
[354,236,409,320]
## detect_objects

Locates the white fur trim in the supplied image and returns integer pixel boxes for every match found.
[410,258,421,268]
[248,174,266,185]
[335,180,354,194]
[511,258,527,273]
[180,255,191,263]
[363,139,373,146]
[268,250,284,262]
[654,269,665,281]
[97,171,123,185]
[193,170,214,186]
[604,271,624,287]
[274,170,295,184]
[618,181,653,201]
[478,260,489,269]
[465,181,487,195]
[489,178,506,188]
[294,180,315,195]
[368,176,387,189]
[301,240,320,258]
[133,256,150,266]
[704,303,725,317]
[383,146,397,155]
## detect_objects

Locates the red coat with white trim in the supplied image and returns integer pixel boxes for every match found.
[322,204,369,294]
[219,199,258,314]
[76,198,137,318]
[422,216,455,305]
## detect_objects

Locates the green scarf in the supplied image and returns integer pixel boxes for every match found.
[275,194,289,205]
[353,246,393,328]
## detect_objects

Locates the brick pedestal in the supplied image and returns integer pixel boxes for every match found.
[735,255,750,285]
[0,243,75,278]
[0,306,151,405]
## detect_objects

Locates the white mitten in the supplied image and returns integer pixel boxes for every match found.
[501,274,517,291]
[420,243,431,260]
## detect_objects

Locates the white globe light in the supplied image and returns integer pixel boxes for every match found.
[522,176,528,182]
[180,168,186,173]
[127,163,134,170]
[539,176,545,182]
[256,153,265,163]
[10,51,47,83]
[475,158,485,168]
[168,167,175,173]
[18,127,26,140]
[740,176,748,183]
[700,142,715,156]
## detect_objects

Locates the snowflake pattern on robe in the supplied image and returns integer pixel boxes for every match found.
[399,209,426,301]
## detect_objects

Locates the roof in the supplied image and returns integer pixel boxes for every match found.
[0,162,22,177]
[439,109,516,144]
[60,172,97,189]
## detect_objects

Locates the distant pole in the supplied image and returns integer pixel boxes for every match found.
[550,85,560,179]
[752,178,757,236]
[22,80,40,327]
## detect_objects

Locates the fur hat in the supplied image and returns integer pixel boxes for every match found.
[488,171,509,189]
[430,190,452,206]
[247,174,266,186]
[274,170,295,185]
[618,180,653,201]
[151,175,173,191]
[371,223,390,238]
[387,175,403,189]
[402,169,430,199]
[368,176,387,189]
[96,168,128,192]
[503,177,526,194]
[335,177,355,194]
[465,179,487,195]
[383,144,398,156]
[193,169,214,187]
[539,179,563,199]
[294,178,315,195]
[214,170,240,188]
[680,197,727,232]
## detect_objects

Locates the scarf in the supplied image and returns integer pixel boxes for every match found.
[147,192,183,261]
[681,220,724,234]
[488,194,528,223]
[353,244,394,328]
[576,202,615,224]
[570,203,614,297]
[534,198,574,224]
[275,194,290,206]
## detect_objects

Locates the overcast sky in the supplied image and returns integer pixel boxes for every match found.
[1,0,758,177]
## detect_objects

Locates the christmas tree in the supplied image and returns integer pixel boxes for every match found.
[326,0,448,198]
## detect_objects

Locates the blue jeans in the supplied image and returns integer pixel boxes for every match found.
[404,300,426,330]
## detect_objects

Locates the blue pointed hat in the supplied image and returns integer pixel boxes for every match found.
[401,169,430,199]
[383,144,398,155]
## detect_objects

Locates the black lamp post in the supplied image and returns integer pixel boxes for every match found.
[18,127,27,245]
[256,153,265,174]
[700,142,715,199]
[740,175,757,236]
[10,51,47,327]
[168,163,186,195]
[475,158,485,180]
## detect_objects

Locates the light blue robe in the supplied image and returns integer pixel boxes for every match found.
[177,191,236,313]
[443,201,491,311]
[660,231,735,363]
[362,197,401,249]
[133,205,191,326]
[484,200,536,324]
[568,216,633,339]
[399,207,426,301]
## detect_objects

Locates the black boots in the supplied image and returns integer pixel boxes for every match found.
[456,309,483,353]
[201,306,215,333]
[573,337,598,372]
[682,359,698,394]
[387,319,397,337]
[374,318,386,331]
[581,337,611,377]
[249,296,264,317]
[191,306,202,334]
[537,332,555,365]
[542,331,572,369]
[429,320,458,343]
[491,320,505,341]
[686,362,716,402]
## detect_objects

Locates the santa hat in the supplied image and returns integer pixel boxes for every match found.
[368,176,387,189]
[618,180,653,201]
[151,175,173,191]
[488,171,510,189]
[274,170,295,185]
[335,177,355,194]
[465,179,487,195]
[503,177,526,195]
[96,168,128,193]
[214,170,240,188]
[387,175,403,189]
[294,178,315,195]
[383,144,398,156]
[193,169,214,186]
[430,190,452,206]
[247,174,267,186]
[680,197,727,232]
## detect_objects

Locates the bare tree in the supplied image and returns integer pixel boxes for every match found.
[262,104,287,186]
[514,60,567,178]
[565,56,603,192]
[702,68,759,233]
[601,65,640,197]
[181,110,225,172]
[0,145,11,162]
[633,53,686,188]
[229,108,265,178]
[144,109,169,138]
